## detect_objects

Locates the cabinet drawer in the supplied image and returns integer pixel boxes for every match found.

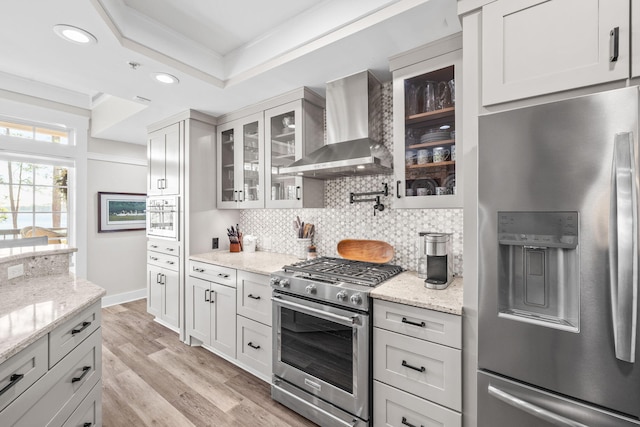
[0,335,48,413]
[373,380,461,427]
[373,299,461,349]
[49,301,101,368]
[189,260,236,287]
[2,328,101,427]
[62,379,102,427]
[147,251,179,272]
[236,316,271,380]
[147,239,180,256]
[373,327,461,411]
[236,270,271,326]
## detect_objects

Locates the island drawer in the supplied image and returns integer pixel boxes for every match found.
[236,270,271,326]
[373,299,461,349]
[49,301,101,368]
[373,380,461,427]
[62,379,102,427]
[1,328,101,426]
[373,327,461,411]
[189,260,236,287]
[0,335,48,413]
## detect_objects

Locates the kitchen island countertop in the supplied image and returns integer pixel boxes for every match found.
[190,250,300,276]
[0,274,105,364]
[371,272,463,315]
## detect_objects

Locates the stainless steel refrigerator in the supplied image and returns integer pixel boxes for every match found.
[478,86,640,426]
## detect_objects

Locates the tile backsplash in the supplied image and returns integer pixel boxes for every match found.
[239,81,464,275]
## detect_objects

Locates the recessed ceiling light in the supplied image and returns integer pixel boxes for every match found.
[53,25,97,45]
[151,72,179,85]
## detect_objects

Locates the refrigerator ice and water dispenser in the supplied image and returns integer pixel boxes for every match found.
[497,211,580,332]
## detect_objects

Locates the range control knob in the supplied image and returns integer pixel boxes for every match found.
[350,293,363,305]
[336,290,348,301]
[269,277,280,287]
[305,284,317,295]
[279,279,290,288]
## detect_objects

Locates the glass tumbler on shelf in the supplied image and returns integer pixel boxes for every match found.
[437,81,453,109]
[407,84,420,116]
[423,81,436,112]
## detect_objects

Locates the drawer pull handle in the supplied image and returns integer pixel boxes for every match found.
[83,423,93,427]
[218,273,229,278]
[402,360,426,373]
[72,321,92,335]
[247,294,261,300]
[72,366,91,383]
[166,248,174,251]
[166,260,175,265]
[193,267,205,273]
[150,256,159,261]
[401,416,423,427]
[150,245,158,248]
[401,317,426,328]
[0,373,24,396]
[247,342,261,350]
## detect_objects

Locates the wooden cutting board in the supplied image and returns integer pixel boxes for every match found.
[337,239,394,264]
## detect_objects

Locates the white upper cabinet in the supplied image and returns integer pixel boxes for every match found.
[264,100,324,209]
[217,112,265,209]
[392,38,462,209]
[148,122,180,195]
[482,0,629,105]
[633,2,640,78]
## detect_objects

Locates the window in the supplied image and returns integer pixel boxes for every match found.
[0,160,68,243]
[0,119,71,144]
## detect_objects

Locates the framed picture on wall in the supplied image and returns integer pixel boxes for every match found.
[98,192,146,232]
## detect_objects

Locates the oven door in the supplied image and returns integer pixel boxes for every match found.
[272,292,370,419]
[146,197,179,240]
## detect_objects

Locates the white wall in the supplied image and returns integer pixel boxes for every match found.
[87,138,147,305]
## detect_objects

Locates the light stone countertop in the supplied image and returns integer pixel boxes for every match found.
[189,250,463,315]
[0,274,106,364]
[190,250,300,276]
[0,244,77,263]
[370,272,463,315]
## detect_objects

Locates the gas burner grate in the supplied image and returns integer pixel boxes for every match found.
[283,257,403,286]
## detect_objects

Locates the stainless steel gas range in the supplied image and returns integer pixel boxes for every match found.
[270,257,403,427]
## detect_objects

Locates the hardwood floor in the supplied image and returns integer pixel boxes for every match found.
[102,299,317,427]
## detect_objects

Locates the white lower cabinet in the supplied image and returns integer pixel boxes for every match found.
[0,301,102,426]
[236,316,272,379]
[187,275,236,359]
[147,241,180,330]
[374,381,460,427]
[187,262,273,382]
[373,299,462,427]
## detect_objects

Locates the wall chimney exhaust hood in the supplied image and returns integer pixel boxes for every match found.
[279,70,393,179]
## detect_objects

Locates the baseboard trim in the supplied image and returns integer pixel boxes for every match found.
[101,288,147,307]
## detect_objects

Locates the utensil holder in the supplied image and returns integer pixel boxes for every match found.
[230,242,241,253]
[294,238,311,260]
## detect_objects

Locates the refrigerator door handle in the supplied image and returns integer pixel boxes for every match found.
[488,385,588,427]
[609,131,638,363]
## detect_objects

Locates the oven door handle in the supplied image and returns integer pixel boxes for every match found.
[272,296,360,326]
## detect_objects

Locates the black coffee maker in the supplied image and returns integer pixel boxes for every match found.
[420,232,453,289]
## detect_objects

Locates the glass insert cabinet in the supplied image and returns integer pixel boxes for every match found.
[217,112,265,209]
[393,48,462,208]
